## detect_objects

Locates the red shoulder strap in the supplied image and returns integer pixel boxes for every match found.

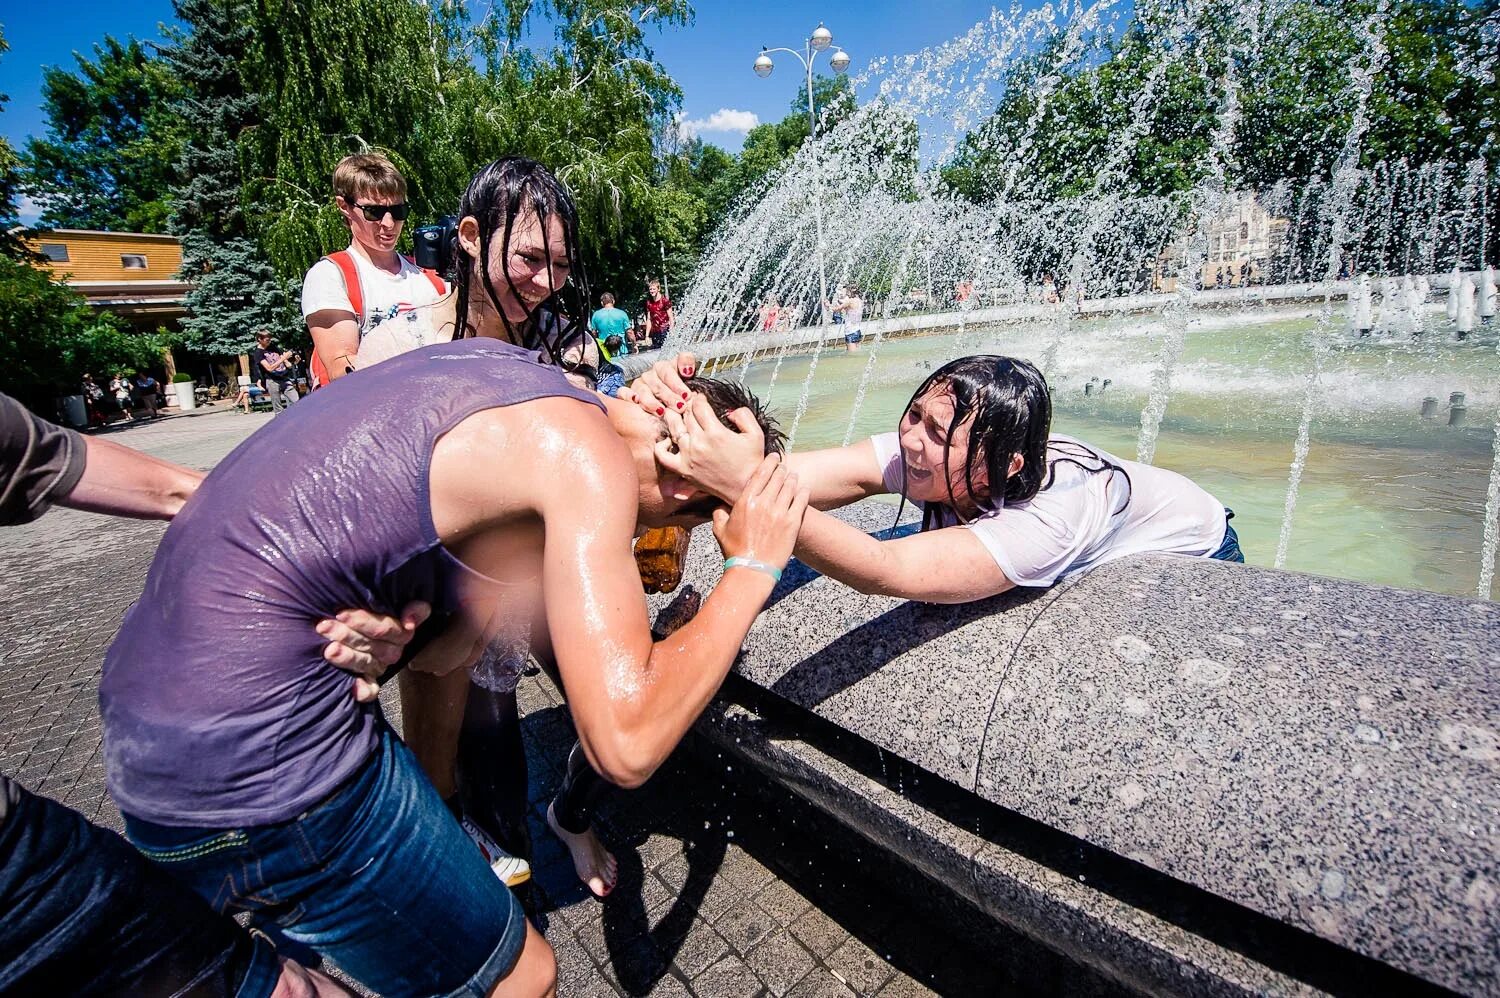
[327,251,364,323]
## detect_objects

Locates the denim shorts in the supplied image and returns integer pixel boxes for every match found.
[124,725,528,997]
[0,781,271,997]
[1209,508,1245,562]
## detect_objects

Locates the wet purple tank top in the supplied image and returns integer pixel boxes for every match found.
[100,338,602,827]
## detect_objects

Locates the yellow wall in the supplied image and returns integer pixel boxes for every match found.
[28,230,183,283]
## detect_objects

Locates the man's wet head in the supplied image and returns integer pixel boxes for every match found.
[603,377,784,528]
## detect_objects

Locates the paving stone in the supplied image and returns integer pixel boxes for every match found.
[553,931,620,997]
[715,898,777,955]
[825,938,894,997]
[788,907,850,960]
[785,971,858,998]
[663,917,729,978]
[646,972,694,997]
[745,929,816,997]
[689,954,765,998]
[872,971,939,997]
[753,879,813,925]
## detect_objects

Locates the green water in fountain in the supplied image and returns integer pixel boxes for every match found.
[725,308,1498,598]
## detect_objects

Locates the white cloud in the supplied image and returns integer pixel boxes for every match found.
[675,108,760,140]
[14,194,46,225]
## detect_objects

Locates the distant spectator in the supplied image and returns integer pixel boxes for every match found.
[759,298,781,332]
[631,314,650,350]
[110,373,134,421]
[643,279,674,348]
[132,373,161,419]
[81,374,106,425]
[590,292,632,357]
[249,331,299,412]
[301,153,448,385]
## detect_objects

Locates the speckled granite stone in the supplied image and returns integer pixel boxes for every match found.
[659,502,1062,791]
[658,501,1499,995]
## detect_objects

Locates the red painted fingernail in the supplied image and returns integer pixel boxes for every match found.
[685,368,695,376]
[657,407,665,416]
[682,392,689,400]
[677,401,684,409]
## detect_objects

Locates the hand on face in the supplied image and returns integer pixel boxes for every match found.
[711,453,809,570]
[655,394,766,503]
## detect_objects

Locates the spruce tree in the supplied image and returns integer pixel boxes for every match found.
[165,0,294,357]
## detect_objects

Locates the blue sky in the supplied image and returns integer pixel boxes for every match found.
[2,1,1000,157]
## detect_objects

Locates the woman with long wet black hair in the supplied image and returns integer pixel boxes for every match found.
[636,353,1242,603]
[354,156,603,383]
[354,156,672,900]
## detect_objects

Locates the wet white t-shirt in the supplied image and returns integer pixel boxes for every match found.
[870,432,1226,586]
[300,251,448,335]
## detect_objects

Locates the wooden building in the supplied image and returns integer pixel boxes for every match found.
[26,229,191,333]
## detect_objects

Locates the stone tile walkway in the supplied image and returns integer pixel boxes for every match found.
[0,409,1011,997]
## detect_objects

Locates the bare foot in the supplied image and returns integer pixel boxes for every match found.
[547,801,618,898]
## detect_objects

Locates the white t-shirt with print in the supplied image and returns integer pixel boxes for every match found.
[869,432,1226,586]
[300,250,448,335]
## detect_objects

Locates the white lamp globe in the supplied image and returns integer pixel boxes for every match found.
[810,23,833,51]
[830,49,851,74]
[753,52,774,78]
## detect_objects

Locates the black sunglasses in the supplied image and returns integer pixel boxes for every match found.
[344,198,410,222]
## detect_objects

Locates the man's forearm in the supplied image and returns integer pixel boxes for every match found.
[63,437,203,519]
[593,569,774,787]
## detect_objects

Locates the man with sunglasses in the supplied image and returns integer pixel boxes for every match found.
[301,153,447,385]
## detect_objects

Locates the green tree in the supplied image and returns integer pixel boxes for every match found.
[21,36,185,233]
[165,0,293,356]
[241,0,479,278]
[481,0,694,300]
[0,254,169,407]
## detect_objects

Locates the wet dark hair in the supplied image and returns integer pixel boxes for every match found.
[669,376,786,519]
[894,355,1130,532]
[451,157,591,376]
[683,376,786,456]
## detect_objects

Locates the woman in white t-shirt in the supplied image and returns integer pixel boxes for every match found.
[643,354,1241,603]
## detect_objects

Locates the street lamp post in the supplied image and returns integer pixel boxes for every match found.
[754,23,851,326]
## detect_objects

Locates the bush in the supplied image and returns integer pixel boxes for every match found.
[172,372,194,382]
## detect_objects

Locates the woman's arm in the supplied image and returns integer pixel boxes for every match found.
[793,509,1013,604]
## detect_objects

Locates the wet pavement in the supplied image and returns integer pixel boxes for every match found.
[0,409,1019,997]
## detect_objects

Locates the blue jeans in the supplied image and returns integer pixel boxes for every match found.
[0,781,272,997]
[125,726,527,997]
[1209,508,1245,562]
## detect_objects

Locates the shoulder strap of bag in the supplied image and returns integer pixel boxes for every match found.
[326,251,365,326]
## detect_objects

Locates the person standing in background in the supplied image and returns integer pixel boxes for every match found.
[301,154,447,385]
[248,331,299,412]
[589,292,632,357]
[643,279,674,349]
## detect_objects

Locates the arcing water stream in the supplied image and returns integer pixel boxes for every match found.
[663,0,1500,598]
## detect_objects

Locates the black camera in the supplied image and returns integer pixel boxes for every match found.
[414,215,459,276]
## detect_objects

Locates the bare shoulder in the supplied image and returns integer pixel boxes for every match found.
[431,396,631,533]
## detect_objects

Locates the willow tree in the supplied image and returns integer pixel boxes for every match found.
[240,0,482,277]
[472,1,694,300]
